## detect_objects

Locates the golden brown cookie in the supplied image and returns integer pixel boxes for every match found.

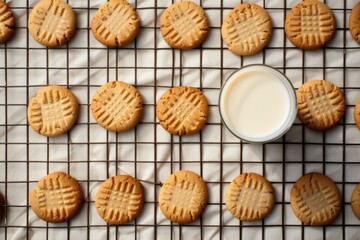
[290,172,341,225]
[160,1,209,49]
[91,0,140,47]
[156,86,208,135]
[297,80,345,131]
[285,0,336,50]
[95,175,144,224]
[351,183,360,220]
[225,173,275,221]
[29,172,83,223]
[28,0,77,47]
[28,85,79,137]
[354,98,360,129]
[159,170,208,224]
[0,0,15,44]
[0,192,4,222]
[221,3,272,56]
[91,81,143,132]
[350,2,360,44]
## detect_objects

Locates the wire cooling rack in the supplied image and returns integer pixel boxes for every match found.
[1,0,360,239]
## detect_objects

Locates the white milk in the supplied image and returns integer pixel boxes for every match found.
[219,65,297,143]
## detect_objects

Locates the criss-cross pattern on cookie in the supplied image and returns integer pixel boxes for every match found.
[295,181,338,224]
[36,177,78,219]
[225,6,270,53]
[162,91,202,131]
[227,175,273,220]
[30,0,74,45]
[92,83,141,131]
[93,1,138,45]
[97,181,142,223]
[30,88,76,135]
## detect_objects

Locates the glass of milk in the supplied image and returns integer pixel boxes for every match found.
[219,64,297,143]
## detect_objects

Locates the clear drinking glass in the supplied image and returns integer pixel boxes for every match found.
[219,64,297,143]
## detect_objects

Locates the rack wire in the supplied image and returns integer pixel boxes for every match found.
[1,0,360,239]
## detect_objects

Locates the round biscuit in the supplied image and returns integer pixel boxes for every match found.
[28,0,77,47]
[0,0,15,44]
[285,0,336,50]
[290,172,341,225]
[91,81,143,132]
[29,172,83,223]
[297,80,345,131]
[156,86,208,135]
[354,97,360,130]
[351,183,360,220]
[225,173,275,221]
[160,1,209,49]
[221,3,272,56]
[159,170,208,224]
[91,0,140,47]
[28,85,79,137]
[350,2,360,44]
[95,175,144,224]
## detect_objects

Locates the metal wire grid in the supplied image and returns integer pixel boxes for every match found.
[1,0,360,239]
